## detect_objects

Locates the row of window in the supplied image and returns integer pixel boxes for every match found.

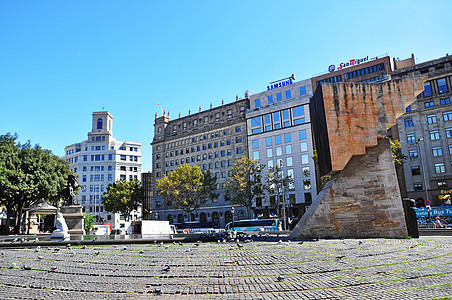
[405,110,452,128]
[118,146,139,152]
[91,135,106,142]
[166,108,246,133]
[250,105,307,134]
[413,180,448,191]
[315,63,385,86]
[163,148,244,167]
[167,138,242,158]
[411,162,448,175]
[405,98,450,113]
[409,145,452,159]
[254,86,308,108]
[424,77,449,97]
[161,127,242,151]
[66,144,139,156]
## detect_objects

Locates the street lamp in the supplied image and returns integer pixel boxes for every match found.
[231,207,235,231]
[416,138,429,203]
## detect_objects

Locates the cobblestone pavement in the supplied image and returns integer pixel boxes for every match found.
[0,237,451,299]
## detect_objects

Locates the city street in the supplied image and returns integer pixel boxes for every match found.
[0,236,451,299]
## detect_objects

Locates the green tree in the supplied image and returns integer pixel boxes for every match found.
[225,156,265,219]
[265,162,294,230]
[102,179,143,221]
[0,133,71,234]
[83,213,96,234]
[156,164,216,222]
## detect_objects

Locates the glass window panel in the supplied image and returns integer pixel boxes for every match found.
[299,130,307,140]
[267,95,273,104]
[300,141,308,152]
[267,148,273,158]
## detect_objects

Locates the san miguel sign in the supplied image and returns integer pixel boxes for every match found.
[328,55,377,72]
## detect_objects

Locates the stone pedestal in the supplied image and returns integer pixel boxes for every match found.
[290,138,409,239]
[60,205,85,240]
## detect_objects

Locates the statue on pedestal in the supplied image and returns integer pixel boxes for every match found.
[61,175,84,206]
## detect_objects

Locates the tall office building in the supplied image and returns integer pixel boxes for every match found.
[62,111,142,229]
[151,98,249,228]
[392,54,452,207]
[247,78,315,222]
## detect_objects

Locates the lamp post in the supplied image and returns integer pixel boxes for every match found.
[231,207,235,231]
[416,138,429,203]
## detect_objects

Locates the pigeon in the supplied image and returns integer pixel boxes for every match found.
[54,248,60,252]
[66,244,71,248]
[1,251,5,256]
[23,265,31,270]
[336,255,346,260]
[237,243,243,248]
[49,266,57,272]
[140,250,144,254]
[162,266,170,272]
[359,241,363,245]
[278,240,283,244]
[160,241,164,247]
[298,241,304,245]
[9,263,16,269]
[165,246,169,250]
[82,245,87,249]
[77,242,81,246]
[179,242,183,246]
[173,242,177,245]
[277,276,285,282]
[194,243,199,247]
[37,256,44,260]
[185,248,191,252]
[228,246,234,250]
[95,251,100,255]
[217,240,221,243]
[20,238,25,243]
[123,246,128,250]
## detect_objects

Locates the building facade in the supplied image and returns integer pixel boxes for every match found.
[141,171,153,220]
[151,99,250,228]
[62,111,142,228]
[247,78,316,223]
[312,55,392,88]
[392,54,452,207]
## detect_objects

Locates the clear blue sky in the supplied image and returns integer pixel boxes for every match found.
[1,0,451,171]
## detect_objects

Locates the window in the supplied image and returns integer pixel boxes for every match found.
[301,154,309,164]
[432,147,442,157]
[82,175,86,182]
[251,117,262,127]
[299,130,307,140]
[267,95,273,104]
[276,147,282,156]
[284,133,291,143]
[409,149,418,159]
[300,142,308,152]
[236,127,241,132]
[276,92,282,101]
[252,128,262,134]
[407,134,416,144]
[438,181,448,188]
[427,114,437,124]
[443,111,452,121]
[430,130,440,140]
[435,163,445,173]
[411,166,420,175]
[83,155,87,161]
[285,90,292,99]
[287,157,293,167]
[275,135,282,145]
[267,160,274,168]
[292,106,304,117]
[446,128,452,138]
[252,140,259,149]
[266,137,272,146]
[404,118,414,127]
[437,78,448,93]
[236,137,242,143]
[282,109,290,127]
[273,112,280,122]
[302,166,310,177]
[424,101,434,108]
[303,179,311,190]
[441,98,450,105]
[406,105,411,112]
[267,148,273,158]
[286,144,292,155]
[424,82,432,97]
[300,86,307,96]
[255,98,261,108]
[253,151,259,160]
[236,147,243,154]
[414,184,423,191]
[97,118,103,129]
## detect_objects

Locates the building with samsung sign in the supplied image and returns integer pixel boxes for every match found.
[247,78,316,224]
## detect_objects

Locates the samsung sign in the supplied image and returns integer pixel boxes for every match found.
[328,56,376,72]
[267,78,294,91]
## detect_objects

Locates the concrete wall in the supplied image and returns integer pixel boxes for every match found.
[290,138,408,239]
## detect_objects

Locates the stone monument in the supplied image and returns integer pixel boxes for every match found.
[290,75,426,239]
[51,211,70,241]
[59,175,85,240]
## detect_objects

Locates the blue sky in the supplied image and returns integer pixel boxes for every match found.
[1,0,451,171]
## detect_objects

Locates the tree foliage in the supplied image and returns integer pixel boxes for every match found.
[102,179,143,221]
[0,133,71,234]
[390,139,407,167]
[225,156,265,219]
[83,213,96,234]
[156,164,217,221]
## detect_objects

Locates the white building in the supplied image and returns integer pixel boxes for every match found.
[62,111,142,229]
[247,78,316,224]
